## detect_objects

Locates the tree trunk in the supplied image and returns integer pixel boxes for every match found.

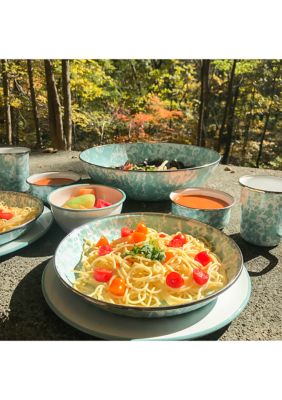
[222,81,240,164]
[27,60,42,148]
[130,60,142,95]
[73,123,77,146]
[1,60,13,145]
[217,60,237,152]
[197,59,210,147]
[256,113,270,168]
[44,60,65,150]
[256,62,281,168]
[241,113,254,163]
[241,88,256,163]
[62,59,72,151]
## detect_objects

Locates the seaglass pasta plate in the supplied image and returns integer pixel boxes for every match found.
[54,213,243,318]
[0,191,44,246]
[43,259,251,340]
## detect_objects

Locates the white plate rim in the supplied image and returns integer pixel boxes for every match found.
[42,259,252,341]
[0,206,53,257]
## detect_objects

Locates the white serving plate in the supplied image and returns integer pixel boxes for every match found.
[42,258,251,340]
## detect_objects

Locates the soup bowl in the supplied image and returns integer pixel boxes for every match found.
[54,213,243,318]
[27,171,81,203]
[80,143,221,201]
[170,188,235,229]
[0,191,44,245]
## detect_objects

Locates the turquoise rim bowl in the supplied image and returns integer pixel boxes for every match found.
[0,190,44,246]
[54,212,243,318]
[27,171,81,203]
[79,143,221,201]
[170,187,235,230]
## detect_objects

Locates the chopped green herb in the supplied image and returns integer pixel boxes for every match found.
[123,243,165,262]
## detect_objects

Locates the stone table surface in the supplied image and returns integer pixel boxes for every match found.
[0,151,281,340]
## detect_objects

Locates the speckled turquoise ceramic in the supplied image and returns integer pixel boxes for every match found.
[27,171,81,203]
[0,191,44,246]
[0,147,30,192]
[239,175,282,247]
[170,188,234,229]
[54,213,243,318]
[80,143,221,201]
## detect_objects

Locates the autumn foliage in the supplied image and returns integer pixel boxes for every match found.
[115,95,184,140]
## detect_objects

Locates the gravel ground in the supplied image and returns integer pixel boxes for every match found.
[0,151,281,340]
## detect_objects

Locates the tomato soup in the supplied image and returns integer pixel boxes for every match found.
[34,178,75,186]
[175,194,229,209]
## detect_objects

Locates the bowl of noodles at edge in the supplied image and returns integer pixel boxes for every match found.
[79,142,221,201]
[54,213,243,318]
[0,191,44,246]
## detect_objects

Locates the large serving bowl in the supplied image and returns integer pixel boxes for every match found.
[0,191,44,246]
[80,143,221,201]
[54,213,243,318]
[48,184,126,233]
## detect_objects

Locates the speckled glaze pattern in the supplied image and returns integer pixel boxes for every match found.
[0,191,44,245]
[80,143,221,201]
[54,213,243,318]
[29,184,55,203]
[240,187,282,246]
[0,148,30,192]
[27,171,81,203]
[171,202,232,229]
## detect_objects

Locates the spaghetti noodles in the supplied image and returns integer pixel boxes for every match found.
[0,201,39,233]
[73,224,228,307]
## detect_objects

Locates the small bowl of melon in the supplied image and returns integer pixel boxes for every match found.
[48,184,126,232]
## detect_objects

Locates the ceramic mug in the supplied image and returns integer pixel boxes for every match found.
[239,175,282,247]
[0,146,30,192]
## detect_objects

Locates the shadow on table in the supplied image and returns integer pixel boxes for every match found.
[0,259,94,340]
[229,233,279,277]
[0,258,230,341]
[0,223,66,263]
[123,199,171,214]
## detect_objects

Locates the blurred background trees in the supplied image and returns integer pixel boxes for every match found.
[0,59,281,169]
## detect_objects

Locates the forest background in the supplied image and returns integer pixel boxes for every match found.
[0,59,281,169]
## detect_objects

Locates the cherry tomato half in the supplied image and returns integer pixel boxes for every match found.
[130,231,146,243]
[193,269,209,285]
[194,251,211,266]
[109,277,126,296]
[164,252,174,263]
[174,233,188,244]
[159,233,166,238]
[93,268,113,282]
[168,238,184,248]
[166,271,184,288]
[168,233,187,248]
[98,245,113,256]
[0,212,14,220]
[135,223,148,234]
[96,236,110,247]
[121,226,133,237]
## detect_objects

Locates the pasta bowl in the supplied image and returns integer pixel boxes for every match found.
[0,191,44,246]
[80,143,221,201]
[54,213,243,318]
